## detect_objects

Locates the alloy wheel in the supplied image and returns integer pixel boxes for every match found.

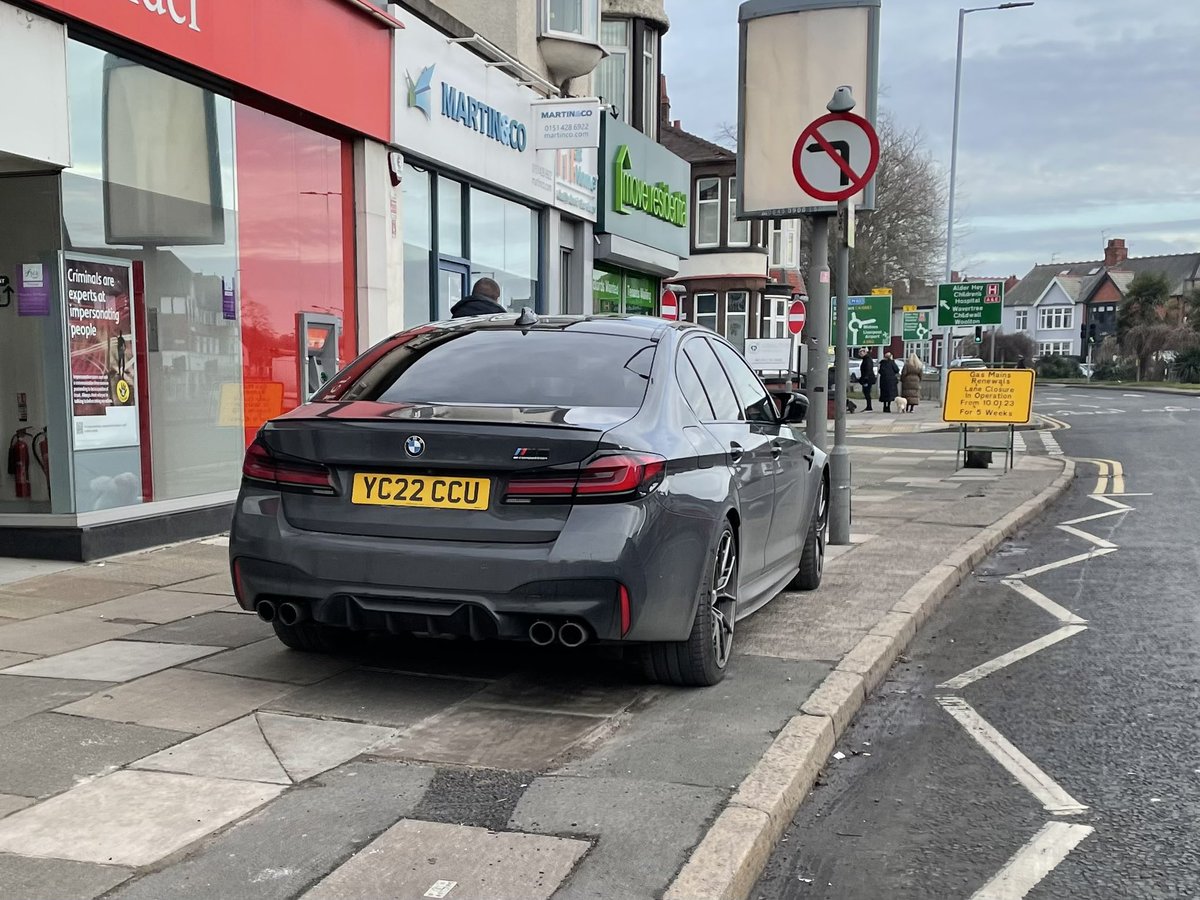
[711,529,737,669]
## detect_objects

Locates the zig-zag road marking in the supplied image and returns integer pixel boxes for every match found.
[1001,580,1087,625]
[970,822,1095,899]
[936,696,1089,815]
[938,625,1088,690]
[935,458,1131,896]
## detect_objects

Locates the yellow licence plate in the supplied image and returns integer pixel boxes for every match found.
[351,474,491,510]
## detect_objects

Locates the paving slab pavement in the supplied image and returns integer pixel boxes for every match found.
[0,421,1069,899]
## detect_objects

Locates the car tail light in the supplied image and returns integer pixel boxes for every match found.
[618,584,631,637]
[242,439,335,494]
[505,453,666,502]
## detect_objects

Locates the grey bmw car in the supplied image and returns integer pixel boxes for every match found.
[230,313,828,686]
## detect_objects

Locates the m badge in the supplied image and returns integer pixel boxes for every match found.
[513,448,550,461]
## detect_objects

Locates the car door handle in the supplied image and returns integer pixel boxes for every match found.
[770,441,783,459]
[729,442,745,464]
[803,449,815,467]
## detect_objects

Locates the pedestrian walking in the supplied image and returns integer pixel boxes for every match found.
[878,351,900,413]
[900,354,924,414]
[451,277,506,318]
[858,349,877,411]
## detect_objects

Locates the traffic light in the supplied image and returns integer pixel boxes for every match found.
[1081,322,1098,344]
[973,326,983,344]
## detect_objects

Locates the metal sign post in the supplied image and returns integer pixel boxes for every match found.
[830,197,853,546]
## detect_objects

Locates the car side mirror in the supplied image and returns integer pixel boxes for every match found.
[782,392,808,424]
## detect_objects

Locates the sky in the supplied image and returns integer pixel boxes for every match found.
[662,0,1200,277]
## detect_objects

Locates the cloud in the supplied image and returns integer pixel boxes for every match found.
[663,0,1200,276]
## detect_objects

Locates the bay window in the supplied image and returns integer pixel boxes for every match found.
[696,177,720,248]
[595,19,630,120]
[1038,306,1073,330]
[769,220,800,268]
[694,293,718,332]
[725,292,748,352]
[728,178,750,247]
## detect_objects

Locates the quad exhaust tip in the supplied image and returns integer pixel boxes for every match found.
[529,620,556,646]
[558,621,588,648]
[277,602,309,627]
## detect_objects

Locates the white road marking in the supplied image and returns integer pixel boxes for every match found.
[1009,548,1117,579]
[970,821,1094,899]
[938,625,1088,690]
[1088,494,1134,510]
[936,697,1089,815]
[1056,524,1118,550]
[1123,393,1144,398]
[1061,508,1130,525]
[1001,580,1088,625]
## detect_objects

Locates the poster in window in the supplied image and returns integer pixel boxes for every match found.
[63,253,140,451]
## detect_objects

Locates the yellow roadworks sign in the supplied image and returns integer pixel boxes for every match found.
[943,368,1035,424]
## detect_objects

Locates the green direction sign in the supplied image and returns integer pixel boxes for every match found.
[831,294,893,346]
[937,281,1005,327]
[902,310,932,342]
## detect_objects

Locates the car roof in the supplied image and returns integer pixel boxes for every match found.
[404,313,701,342]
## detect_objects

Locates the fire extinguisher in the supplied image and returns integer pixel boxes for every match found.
[33,427,49,482]
[7,428,31,499]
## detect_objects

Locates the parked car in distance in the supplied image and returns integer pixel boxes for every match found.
[949,357,987,369]
[230,313,830,687]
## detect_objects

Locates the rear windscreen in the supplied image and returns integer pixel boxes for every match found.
[331,330,657,409]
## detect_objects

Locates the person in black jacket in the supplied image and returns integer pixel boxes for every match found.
[858,349,877,411]
[878,351,900,413]
[451,277,506,318]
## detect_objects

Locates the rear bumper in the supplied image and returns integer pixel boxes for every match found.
[230,489,713,642]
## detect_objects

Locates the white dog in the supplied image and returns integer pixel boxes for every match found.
[894,396,909,413]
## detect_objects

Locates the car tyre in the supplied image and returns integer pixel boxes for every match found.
[642,521,737,687]
[790,476,828,591]
[272,619,360,654]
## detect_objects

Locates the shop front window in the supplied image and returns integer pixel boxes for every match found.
[469,188,538,311]
[404,164,433,324]
[62,40,243,512]
[592,267,657,315]
[61,40,354,513]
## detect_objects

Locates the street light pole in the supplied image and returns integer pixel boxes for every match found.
[941,2,1033,403]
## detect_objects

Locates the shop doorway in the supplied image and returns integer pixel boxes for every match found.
[0,172,67,513]
[438,260,470,320]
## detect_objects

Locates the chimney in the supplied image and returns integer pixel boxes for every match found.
[659,75,671,127]
[1104,238,1128,268]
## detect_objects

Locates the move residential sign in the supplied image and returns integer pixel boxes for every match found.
[531,98,601,150]
[937,280,1005,328]
[612,145,687,227]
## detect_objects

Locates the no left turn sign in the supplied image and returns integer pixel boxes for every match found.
[792,112,880,204]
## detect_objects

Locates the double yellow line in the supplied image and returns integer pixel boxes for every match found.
[1077,458,1125,494]
[1037,413,1071,431]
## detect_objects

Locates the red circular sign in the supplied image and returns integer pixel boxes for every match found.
[660,290,679,321]
[791,112,880,203]
[788,299,807,335]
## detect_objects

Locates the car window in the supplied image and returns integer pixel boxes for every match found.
[330,330,656,409]
[683,340,742,422]
[708,339,778,424]
[676,350,716,421]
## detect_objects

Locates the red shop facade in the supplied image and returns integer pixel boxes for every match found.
[0,0,400,559]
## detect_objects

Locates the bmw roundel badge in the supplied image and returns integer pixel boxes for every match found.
[404,435,426,458]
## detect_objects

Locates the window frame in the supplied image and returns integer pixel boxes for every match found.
[540,0,600,43]
[675,348,716,422]
[682,338,742,423]
[1014,309,1029,331]
[765,296,789,339]
[596,17,631,123]
[724,290,749,353]
[640,25,658,135]
[693,291,718,333]
[727,178,751,247]
[708,337,779,425]
[1038,306,1073,331]
[1038,341,1073,357]
[695,177,721,249]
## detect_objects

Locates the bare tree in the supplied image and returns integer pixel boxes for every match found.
[714,122,738,151]
[845,116,947,294]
